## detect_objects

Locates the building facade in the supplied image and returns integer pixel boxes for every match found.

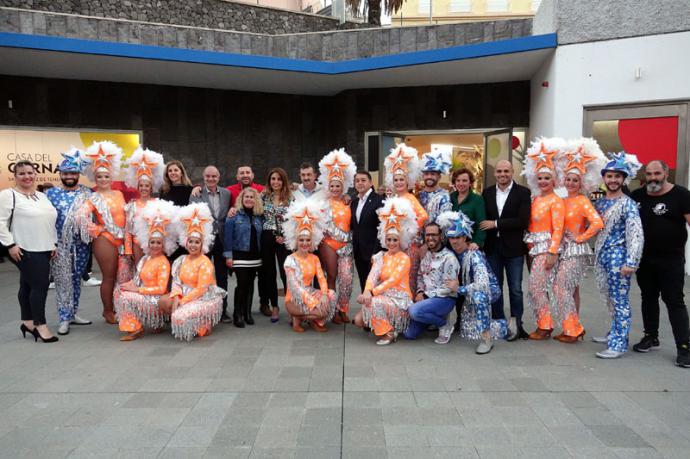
[392,0,541,26]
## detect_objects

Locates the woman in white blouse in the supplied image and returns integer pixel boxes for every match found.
[0,161,59,343]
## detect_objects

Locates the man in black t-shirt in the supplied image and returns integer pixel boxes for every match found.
[630,160,690,368]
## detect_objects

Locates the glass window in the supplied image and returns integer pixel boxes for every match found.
[486,0,508,12]
[449,0,472,13]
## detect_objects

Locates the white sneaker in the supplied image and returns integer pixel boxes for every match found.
[70,315,92,325]
[475,340,494,355]
[83,277,102,287]
[48,282,55,290]
[57,321,70,336]
[596,349,625,359]
[435,324,454,344]
[592,336,608,344]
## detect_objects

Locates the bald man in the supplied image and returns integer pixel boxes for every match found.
[190,165,233,322]
[480,160,532,341]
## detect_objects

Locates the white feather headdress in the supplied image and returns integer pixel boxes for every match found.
[283,197,326,251]
[317,148,357,192]
[384,143,422,189]
[376,197,418,250]
[522,137,566,195]
[557,138,607,193]
[84,141,123,182]
[174,203,215,254]
[125,147,165,192]
[133,199,178,256]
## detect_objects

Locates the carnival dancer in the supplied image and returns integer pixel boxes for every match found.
[353,197,417,345]
[158,203,225,341]
[438,211,507,354]
[384,144,427,293]
[317,148,357,324]
[114,199,177,341]
[47,148,94,335]
[593,152,644,359]
[123,147,165,266]
[77,141,126,324]
[418,150,452,223]
[522,138,566,340]
[283,197,337,332]
[551,138,605,343]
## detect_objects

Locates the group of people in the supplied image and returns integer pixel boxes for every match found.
[0,137,688,367]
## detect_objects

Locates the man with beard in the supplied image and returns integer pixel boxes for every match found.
[631,160,690,367]
[293,163,321,200]
[418,151,452,224]
[46,148,94,335]
[593,152,644,359]
[227,165,264,207]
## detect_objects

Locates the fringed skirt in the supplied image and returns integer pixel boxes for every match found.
[114,286,168,331]
[361,290,411,336]
[294,287,337,322]
[171,286,226,342]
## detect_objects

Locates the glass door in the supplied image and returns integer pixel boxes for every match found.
[483,128,513,188]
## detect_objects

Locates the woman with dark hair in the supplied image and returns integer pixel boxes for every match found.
[258,167,293,322]
[449,168,486,250]
[0,160,59,342]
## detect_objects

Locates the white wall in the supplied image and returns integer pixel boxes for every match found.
[530,30,690,274]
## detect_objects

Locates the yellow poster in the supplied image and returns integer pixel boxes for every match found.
[0,129,141,189]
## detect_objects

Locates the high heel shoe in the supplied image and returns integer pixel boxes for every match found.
[528,328,553,340]
[34,330,59,343]
[554,330,586,343]
[20,323,36,339]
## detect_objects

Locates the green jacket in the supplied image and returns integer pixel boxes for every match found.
[450,190,487,247]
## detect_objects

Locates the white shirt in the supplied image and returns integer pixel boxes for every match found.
[293,184,321,201]
[356,188,372,223]
[0,189,57,251]
[496,180,514,217]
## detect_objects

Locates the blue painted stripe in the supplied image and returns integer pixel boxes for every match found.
[0,31,557,75]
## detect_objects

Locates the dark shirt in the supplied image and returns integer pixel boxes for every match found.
[161,184,193,206]
[631,185,690,257]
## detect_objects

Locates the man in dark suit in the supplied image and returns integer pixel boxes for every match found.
[480,159,531,341]
[190,165,232,323]
[351,170,385,291]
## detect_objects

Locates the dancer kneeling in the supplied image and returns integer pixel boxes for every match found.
[353,197,417,345]
[438,211,507,354]
[115,199,177,341]
[282,198,337,332]
[159,203,226,341]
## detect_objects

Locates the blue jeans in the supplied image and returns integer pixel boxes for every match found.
[486,252,524,323]
[404,296,456,339]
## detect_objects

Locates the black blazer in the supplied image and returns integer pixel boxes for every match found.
[351,189,385,260]
[482,182,531,258]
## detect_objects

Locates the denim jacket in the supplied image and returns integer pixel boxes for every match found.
[223,210,263,259]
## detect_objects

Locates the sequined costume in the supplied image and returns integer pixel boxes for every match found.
[362,251,412,336]
[553,195,603,336]
[594,196,644,352]
[398,193,428,293]
[524,192,565,331]
[169,254,226,341]
[46,185,92,322]
[419,188,452,224]
[124,199,147,256]
[114,254,171,332]
[284,253,337,321]
[456,249,508,340]
[322,198,354,313]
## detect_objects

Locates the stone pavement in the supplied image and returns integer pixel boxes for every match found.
[0,261,689,459]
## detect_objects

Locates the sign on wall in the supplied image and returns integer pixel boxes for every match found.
[0,128,141,189]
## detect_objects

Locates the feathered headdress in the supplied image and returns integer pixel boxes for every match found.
[421,150,452,174]
[57,147,89,174]
[601,151,643,184]
[283,197,325,251]
[557,138,607,193]
[174,203,215,254]
[437,210,474,239]
[84,140,123,182]
[384,143,422,189]
[133,199,178,256]
[522,137,565,194]
[125,147,165,192]
[317,148,357,192]
[376,197,418,250]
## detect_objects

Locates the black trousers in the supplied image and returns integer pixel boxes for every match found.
[355,255,372,292]
[10,250,51,325]
[636,255,690,346]
[209,239,229,312]
[81,244,93,281]
[258,230,289,308]
[234,266,257,317]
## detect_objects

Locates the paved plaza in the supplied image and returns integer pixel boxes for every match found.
[0,261,689,459]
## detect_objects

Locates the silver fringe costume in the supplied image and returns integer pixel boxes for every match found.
[361,252,412,334]
[113,256,169,330]
[322,201,354,311]
[284,255,337,321]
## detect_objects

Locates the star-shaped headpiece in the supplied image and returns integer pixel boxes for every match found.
[422,150,452,174]
[131,154,160,182]
[85,145,115,172]
[601,151,642,180]
[323,155,348,183]
[564,145,596,175]
[438,211,474,239]
[527,143,557,173]
[379,203,405,235]
[58,148,89,174]
[388,145,415,176]
[293,208,319,237]
[146,211,170,238]
[181,208,209,238]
